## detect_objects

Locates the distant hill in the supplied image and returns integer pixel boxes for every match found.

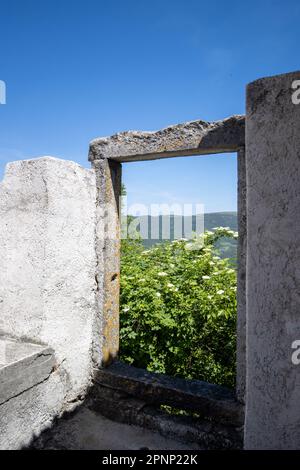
[127,211,238,259]
[204,212,237,231]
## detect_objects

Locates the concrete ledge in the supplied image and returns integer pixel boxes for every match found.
[90,386,243,449]
[89,115,245,162]
[0,336,54,405]
[94,361,244,426]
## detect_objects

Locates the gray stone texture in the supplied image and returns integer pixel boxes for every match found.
[236,147,246,404]
[245,70,300,449]
[0,157,100,448]
[94,361,243,426]
[0,336,64,450]
[92,159,121,366]
[90,387,243,450]
[0,157,98,401]
[0,369,65,449]
[0,337,54,405]
[89,115,245,162]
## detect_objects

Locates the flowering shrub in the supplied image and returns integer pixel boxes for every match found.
[120,228,238,389]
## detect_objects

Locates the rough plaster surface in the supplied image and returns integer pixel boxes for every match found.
[0,157,98,409]
[89,115,245,162]
[236,148,246,404]
[245,71,300,449]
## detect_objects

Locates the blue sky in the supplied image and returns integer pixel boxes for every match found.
[0,0,299,213]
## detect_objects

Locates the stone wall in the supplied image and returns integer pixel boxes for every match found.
[245,70,300,449]
[0,157,99,448]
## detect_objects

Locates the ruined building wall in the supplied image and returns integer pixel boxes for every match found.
[1,70,300,449]
[245,71,300,449]
[0,157,100,448]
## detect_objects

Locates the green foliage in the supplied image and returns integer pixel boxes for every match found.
[119,228,238,389]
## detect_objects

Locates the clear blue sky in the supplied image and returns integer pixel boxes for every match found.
[0,0,299,213]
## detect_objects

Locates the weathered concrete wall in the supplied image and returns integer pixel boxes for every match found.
[236,147,246,403]
[0,158,99,423]
[0,337,54,404]
[0,336,66,449]
[245,71,300,449]
[92,158,121,365]
[1,369,66,449]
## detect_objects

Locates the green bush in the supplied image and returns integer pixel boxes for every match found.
[119,228,238,389]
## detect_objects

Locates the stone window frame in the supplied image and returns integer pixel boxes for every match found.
[88,114,246,404]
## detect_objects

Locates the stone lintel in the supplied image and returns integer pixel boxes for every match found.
[89,115,245,163]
